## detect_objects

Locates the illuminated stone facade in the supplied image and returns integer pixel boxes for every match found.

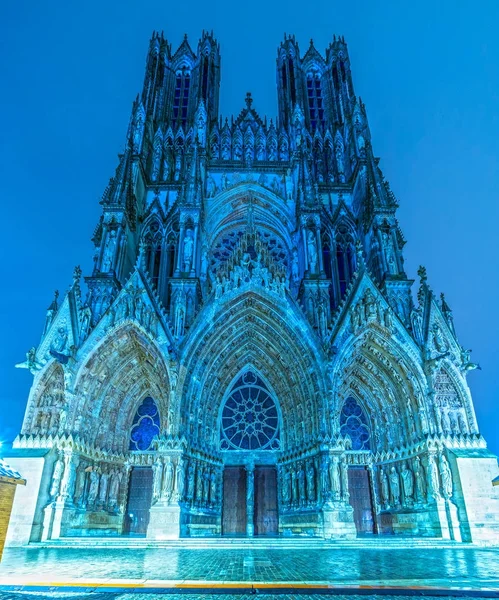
[7,32,499,543]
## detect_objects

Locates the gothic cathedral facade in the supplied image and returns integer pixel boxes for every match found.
[6,32,499,544]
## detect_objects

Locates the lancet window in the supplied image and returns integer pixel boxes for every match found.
[129,397,160,451]
[143,220,163,288]
[340,397,370,451]
[335,225,356,297]
[173,68,190,126]
[220,370,280,451]
[307,72,325,130]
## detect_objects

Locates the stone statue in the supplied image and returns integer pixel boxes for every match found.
[162,457,174,501]
[50,456,65,499]
[400,462,414,505]
[389,466,400,506]
[108,470,121,510]
[282,467,291,504]
[439,454,453,498]
[380,467,389,508]
[183,229,194,272]
[340,457,349,501]
[329,456,340,500]
[413,456,427,503]
[209,469,217,505]
[187,462,195,501]
[298,463,306,504]
[98,468,109,506]
[87,468,100,508]
[74,464,87,506]
[102,230,117,272]
[175,457,185,501]
[307,231,318,273]
[306,461,316,502]
[428,454,441,500]
[152,458,163,503]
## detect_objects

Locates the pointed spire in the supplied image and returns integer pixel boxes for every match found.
[48,290,59,312]
[245,92,253,109]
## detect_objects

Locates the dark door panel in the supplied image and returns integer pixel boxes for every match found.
[347,466,374,535]
[222,466,247,535]
[124,467,153,536]
[254,466,278,536]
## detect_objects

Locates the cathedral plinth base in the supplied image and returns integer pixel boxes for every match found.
[322,503,357,539]
[147,503,181,540]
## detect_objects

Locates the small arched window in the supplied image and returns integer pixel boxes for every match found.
[335,225,356,297]
[129,397,160,451]
[340,397,370,451]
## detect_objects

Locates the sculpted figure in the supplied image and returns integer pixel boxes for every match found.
[340,457,349,501]
[183,229,194,272]
[306,461,316,502]
[389,466,400,506]
[439,454,453,498]
[50,455,65,499]
[209,469,217,505]
[298,463,306,504]
[380,467,390,508]
[413,456,427,502]
[162,457,174,501]
[428,454,441,500]
[98,468,109,505]
[87,468,100,508]
[175,457,185,501]
[74,464,87,506]
[108,470,121,510]
[102,230,117,272]
[282,466,291,504]
[152,458,163,503]
[187,462,195,501]
[307,231,318,273]
[400,462,414,505]
[329,456,341,500]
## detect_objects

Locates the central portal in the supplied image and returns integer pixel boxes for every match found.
[222,466,278,536]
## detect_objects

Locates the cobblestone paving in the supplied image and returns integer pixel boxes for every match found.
[3,595,499,600]
[2,547,499,586]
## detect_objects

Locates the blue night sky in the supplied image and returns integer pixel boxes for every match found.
[1,1,498,453]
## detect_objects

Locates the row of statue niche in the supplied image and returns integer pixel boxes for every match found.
[73,463,124,513]
[152,456,221,509]
[107,287,158,336]
[150,145,187,183]
[351,288,394,330]
[211,133,289,163]
[378,453,453,511]
[206,170,294,202]
[214,250,289,299]
[32,406,68,437]
[435,405,469,436]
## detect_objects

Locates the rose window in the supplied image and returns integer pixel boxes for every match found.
[220,371,280,450]
[339,397,371,451]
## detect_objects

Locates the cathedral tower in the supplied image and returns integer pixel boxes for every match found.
[5,32,498,546]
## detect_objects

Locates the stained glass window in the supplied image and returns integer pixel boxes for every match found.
[220,370,280,451]
[129,397,160,451]
[340,397,370,450]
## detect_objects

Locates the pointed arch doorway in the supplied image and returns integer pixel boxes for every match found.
[219,370,280,537]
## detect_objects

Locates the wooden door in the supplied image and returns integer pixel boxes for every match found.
[222,467,247,535]
[124,467,153,536]
[347,466,375,535]
[254,466,278,536]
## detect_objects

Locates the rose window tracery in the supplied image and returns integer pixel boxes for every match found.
[220,370,280,451]
[339,397,370,451]
[129,396,160,451]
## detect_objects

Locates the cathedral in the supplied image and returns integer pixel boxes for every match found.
[5,31,499,545]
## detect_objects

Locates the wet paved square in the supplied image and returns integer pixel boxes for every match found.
[1,546,499,588]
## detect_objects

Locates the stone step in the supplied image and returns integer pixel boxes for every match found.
[30,536,466,550]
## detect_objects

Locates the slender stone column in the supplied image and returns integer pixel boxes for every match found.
[175,222,186,275]
[190,223,199,277]
[246,463,255,537]
[316,225,324,274]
